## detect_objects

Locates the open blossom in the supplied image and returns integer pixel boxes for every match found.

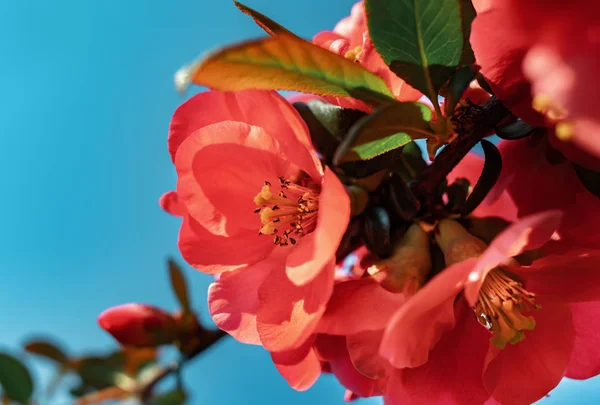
[313,154,600,404]
[471,0,600,164]
[313,1,421,111]
[495,135,600,251]
[160,90,350,362]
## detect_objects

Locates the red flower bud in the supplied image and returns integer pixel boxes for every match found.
[98,303,177,347]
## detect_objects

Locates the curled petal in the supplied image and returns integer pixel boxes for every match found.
[483,296,574,405]
[179,215,274,274]
[159,191,186,217]
[257,261,335,351]
[317,278,403,335]
[566,301,600,380]
[385,299,490,405]
[347,330,387,379]
[208,258,279,345]
[285,168,350,285]
[175,122,291,236]
[169,90,322,180]
[271,337,321,391]
[464,210,563,306]
[380,259,476,369]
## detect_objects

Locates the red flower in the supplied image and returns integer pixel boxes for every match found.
[313,1,421,111]
[98,303,177,347]
[496,136,600,251]
[160,90,351,354]
[471,0,600,165]
[313,153,600,404]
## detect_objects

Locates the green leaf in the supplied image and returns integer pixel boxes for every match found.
[234,1,295,36]
[178,34,395,106]
[24,339,69,365]
[495,119,537,140]
[293,100,366,164]
[75,357,122,389]
[146,390,187,405]
[441,64,480,117]
[0,352,34,404]
[334,102,433,164]
[366,0,464,102]
[168,259,192,313]
[573,164,600,199]
[462,139,502,215]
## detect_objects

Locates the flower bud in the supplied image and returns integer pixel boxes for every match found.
[367,223,432,295]
[98,303,178,347]
[435,219,487,266]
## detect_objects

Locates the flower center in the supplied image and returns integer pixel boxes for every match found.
[253,177,319,247]
[344,45,363,62]
[474,269,540,349]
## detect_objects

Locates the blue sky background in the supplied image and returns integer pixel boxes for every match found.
[0,0,597,404]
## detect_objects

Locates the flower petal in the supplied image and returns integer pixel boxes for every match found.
[208,258,279,345]
[464,210,563,306]
[471,9,545,125]
[385,299,490,405]
[257,261,335,351]
[483,295,574,405]
[175,121,291,236]
[285,168,351,285]
[317,278,403,335]
[347,330,387,379]
[159,191,186,217]
[271,337,321,391]
[517,250,600,303]
[566,301,600,380]
[178,215,274,273]
[169,90,322,180]
[379,259,476,369]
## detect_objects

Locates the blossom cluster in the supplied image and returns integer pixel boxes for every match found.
[97,1,600,404]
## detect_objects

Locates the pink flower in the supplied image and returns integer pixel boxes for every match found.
[98,303,177,347]
[313,1,421,111]
[160,90,351,356]
[496,136,600,251]
[313,153,600,404]
[471,0,600,164]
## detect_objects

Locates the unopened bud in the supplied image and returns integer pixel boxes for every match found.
[435,219,487,266]
[367,223,431,295]
[98,303,178,347]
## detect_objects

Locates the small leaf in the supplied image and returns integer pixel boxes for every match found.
[362,206,392,258]
[366,0,464,102]
[445,178,470,212]
[476,73,494,95]
[573,163,600,199]
[24,339,69,365]
[334,102,433,164]
[441,65,480,117]
[74,356,123,389]
[394,141,428,180]
[180,34,395,105]
[146,389,187,405]
[293,100,365,163]
[495,119,537,140]
[462,139,502,215]
[168,259,192,313]
[0,352,34,404]
[234,1,294,36]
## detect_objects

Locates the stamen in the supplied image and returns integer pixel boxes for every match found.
[474,268,538,349]
[254,177,319,246]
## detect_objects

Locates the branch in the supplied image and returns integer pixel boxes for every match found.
[139,329,228,401]
[413,96,510,209]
